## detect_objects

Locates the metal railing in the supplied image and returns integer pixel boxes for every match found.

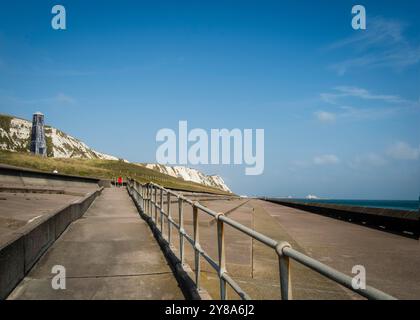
[127,179,396,300]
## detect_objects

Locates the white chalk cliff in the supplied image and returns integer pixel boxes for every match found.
[139,164,232,193]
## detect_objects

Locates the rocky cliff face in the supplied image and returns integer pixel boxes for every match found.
[138,164,232,193]
[0,114,118,160]
[0,114,232,192]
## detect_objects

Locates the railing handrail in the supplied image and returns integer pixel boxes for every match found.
[127,179,396,300]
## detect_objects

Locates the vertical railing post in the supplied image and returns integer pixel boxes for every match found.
[149,185,152,216]
[150,185,152,217]
[156,187,159,224]
[276,242,292,300]
[138,184,142,209]
[193,203,201,289]
[178,197,185,265]
[151,185,154,220]
[145,186,147,212]
[153,185,157,224]
[138,183,141,206]
[148,185,150,215]
[167,192,172,245]
[143,185,146,211]
[150,185,153,219]
[149,185,152,217]
[217,213,227,300]
[160,188,164,233]
[140,184,143,210]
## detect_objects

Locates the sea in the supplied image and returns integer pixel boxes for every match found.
[281,199,419,211]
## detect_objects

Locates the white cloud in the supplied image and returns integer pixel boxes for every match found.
[0,92,76,107]
[334,86,405,104]
[313,154,340,165]
[348,144,419,170]
[338,105,396,120]
[318,86,419,121]
[54,93,75,105]
[349,153,388,169]
[387,141,420,160]
[321,86,408,105]
[315,111,336,123]
[327,17,406,51]
[327,16,420,74]
[291,160,311,168]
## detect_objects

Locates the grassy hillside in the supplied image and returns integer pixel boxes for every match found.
[0,150,232,195]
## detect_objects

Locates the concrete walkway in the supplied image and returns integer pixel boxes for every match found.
[163,196,353,299]
[8,188,184,300]
[257,200,420,300]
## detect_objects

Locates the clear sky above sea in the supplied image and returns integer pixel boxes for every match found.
[0,0,419,199]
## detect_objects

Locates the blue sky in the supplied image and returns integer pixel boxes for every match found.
[0,0,419,199]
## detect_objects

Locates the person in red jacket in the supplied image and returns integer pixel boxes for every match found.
[117,176,122,187]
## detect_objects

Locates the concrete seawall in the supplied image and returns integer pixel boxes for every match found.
[0,165,104,299]
[0,163,110,188]
[262,198,420,239]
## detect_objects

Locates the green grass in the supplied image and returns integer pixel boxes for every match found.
[0,150,232,195]
[0,115,13,150]
[0,114,12,132]
[44,127,54,157]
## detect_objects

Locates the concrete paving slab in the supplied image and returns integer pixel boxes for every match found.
[257,200,420,299]
[8,188,184,300]
[155,193,351,299]
[0,192,82,238]
[8,273,180,300]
